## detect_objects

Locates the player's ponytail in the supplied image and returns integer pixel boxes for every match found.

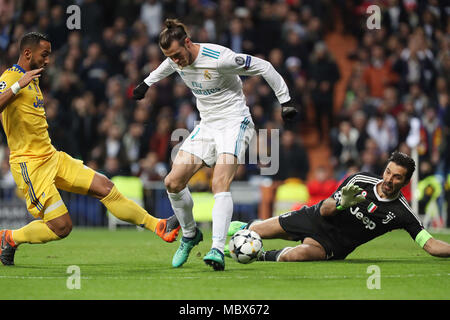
[159,19,189,50]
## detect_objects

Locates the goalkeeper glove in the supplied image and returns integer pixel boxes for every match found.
[132,81,149,100]
[281,101,298,121]
[334,184,366,210]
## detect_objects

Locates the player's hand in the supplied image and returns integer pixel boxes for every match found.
[132,81,149,100]
[18,68,43,88]
[339,184,366,209]
[281,101,298,121]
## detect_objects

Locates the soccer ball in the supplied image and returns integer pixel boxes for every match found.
[229,229,263,264]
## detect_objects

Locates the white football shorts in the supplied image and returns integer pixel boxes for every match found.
[179,116,255,167]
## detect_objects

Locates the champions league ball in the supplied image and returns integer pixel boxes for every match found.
[229,229,263,264]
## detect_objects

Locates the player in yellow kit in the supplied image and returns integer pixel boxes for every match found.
[0,32,180,266]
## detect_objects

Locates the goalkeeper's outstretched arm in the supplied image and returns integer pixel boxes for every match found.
[320,184,366,217]
[423,237,450,258]
[319,197,340,217]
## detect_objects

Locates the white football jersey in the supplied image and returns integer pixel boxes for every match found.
[144,43,291,124]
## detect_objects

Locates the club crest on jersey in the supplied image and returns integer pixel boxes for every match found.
[204,70,211,80]
[382,212,396,224]
[0,81,6,91]
[367,202,377,213]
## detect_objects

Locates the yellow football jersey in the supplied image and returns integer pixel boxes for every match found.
[0,64,55,163]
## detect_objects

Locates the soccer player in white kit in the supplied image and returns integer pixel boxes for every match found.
[133,19,297,270]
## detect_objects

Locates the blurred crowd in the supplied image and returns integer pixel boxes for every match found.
[333,0,449,181]
[0,0,448,222]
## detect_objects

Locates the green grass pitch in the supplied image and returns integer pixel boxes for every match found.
[1,227,449,300]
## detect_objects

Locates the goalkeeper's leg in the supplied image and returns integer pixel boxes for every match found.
[249,216,293,240]
[260,238,326,262]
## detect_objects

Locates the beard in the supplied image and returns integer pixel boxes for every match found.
[30,57,44,70]
[30,60,40,70]
[187,51,193,65]
[381,181,398,197]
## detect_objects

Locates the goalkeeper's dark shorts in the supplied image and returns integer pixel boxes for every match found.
[278,203,354,260]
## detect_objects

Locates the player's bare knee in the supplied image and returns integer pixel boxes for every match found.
[101,176,114,197]
[164,175,185,193]
[90,173,114,199]
[47,220,72,239]
[211,176,232,194]
[57,223,72,239]
[94,174,114,198]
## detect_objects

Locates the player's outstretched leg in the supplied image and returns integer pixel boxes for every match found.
[94,174,180,243]
[155,215,181,243]
[0,230,18,266]
[203,248,225,271]
[258,247,293,261]
[1,218,64,266]
[172,228,203,268]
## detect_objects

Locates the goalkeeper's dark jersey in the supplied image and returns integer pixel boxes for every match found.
[305,172,424,258]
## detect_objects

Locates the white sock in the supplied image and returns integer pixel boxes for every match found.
[211,192,233,253]
[167,187,196,238]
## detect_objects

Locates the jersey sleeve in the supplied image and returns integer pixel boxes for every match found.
[394,194,432,246]
[217,48,291,104]
[0,71,21,95]
[399,203,425,242]
[143,58,176,87]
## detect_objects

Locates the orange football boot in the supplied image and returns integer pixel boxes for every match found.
[155,215,181,243]
[0,230,17,266]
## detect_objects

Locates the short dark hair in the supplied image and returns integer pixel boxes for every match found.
[19,32,49,52]
[158,19,189,50]
[387,151,416,182]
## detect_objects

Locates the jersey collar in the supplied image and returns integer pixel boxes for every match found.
[373,181,400,202]
[12,64,26,74]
